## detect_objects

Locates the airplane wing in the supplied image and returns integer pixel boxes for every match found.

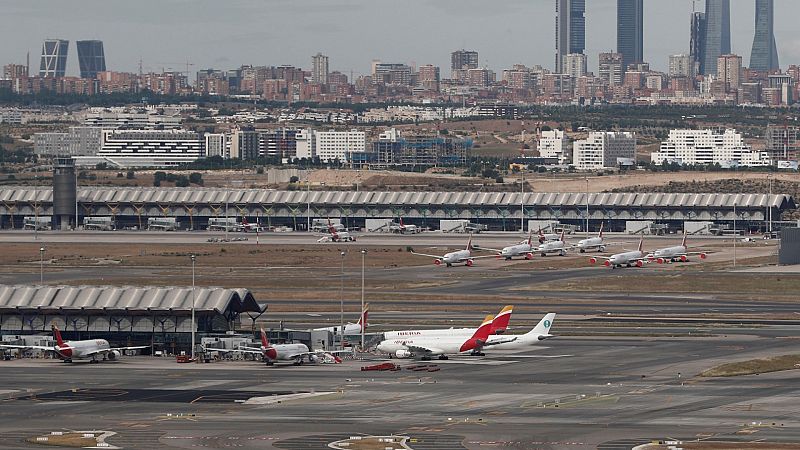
[483,336,520,347]
[111,346,148,351]
[471,245,504,253]
[466,254,503,260]
[410,251,444,259]
[0,344,55,351]
[402,344,443,356]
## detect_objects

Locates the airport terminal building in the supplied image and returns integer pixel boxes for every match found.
[0,187,794,233]
[0,285,268,355]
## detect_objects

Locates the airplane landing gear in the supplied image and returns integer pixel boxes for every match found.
[438,355,449,360]
[421,356,432,361]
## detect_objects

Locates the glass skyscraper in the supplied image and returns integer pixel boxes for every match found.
[76,40,106,79]
[617,0,643,71]
[39,39,69,78]
[750,0,779,72]
[555,0,586,73]
[701,0,731,75]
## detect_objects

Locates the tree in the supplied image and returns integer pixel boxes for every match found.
[154,171,167,183]
[189,172,203,185]
[289,175,299,183]
[175,175,190,187]
[126,170,136,180]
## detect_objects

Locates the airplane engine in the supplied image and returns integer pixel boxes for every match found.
[657,258,665,264]
[635,260,644,267]
[107,350,121,360]
[525,253,534,260]
[604,260,612,267]
[434,259,442,266]
[395,350,412,359]
[699,253,707,259]
[680,255,688,262]
[466,259,474,267]
[589,257,597,264]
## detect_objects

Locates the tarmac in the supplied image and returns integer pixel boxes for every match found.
[2,331,800,450]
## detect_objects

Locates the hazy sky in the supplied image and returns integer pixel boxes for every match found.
[4,1,800,78]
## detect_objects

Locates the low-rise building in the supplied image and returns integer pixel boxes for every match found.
[538,129,571,164]
[573,131,636,170]
[652,129,770,167]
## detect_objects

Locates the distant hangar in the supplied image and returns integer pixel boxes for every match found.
[0,187,794,231]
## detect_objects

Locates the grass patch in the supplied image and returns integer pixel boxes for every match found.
[701,354,800,377]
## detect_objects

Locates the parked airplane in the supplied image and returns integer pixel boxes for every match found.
[241,217,265,233]
[576,223,609,253]
[482,313,556,351]
[236,328,351,365]
[0,325,146,363]
[317,219,356,242]
[649,232,708,264]
[480,234,536,260]
[382,305,513,341]
[390,218,420,234]
[376,314,496,360]
[536,231,569,257]
[589,237,648,269]
[313,303,369,335]
[410,235,493,267]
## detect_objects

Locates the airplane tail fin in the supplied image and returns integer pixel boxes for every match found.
[681,230,687,248]
[599,222,604,238]
[470,315,495,341]
[490,305,513,334]
[466,234,473,251]
[527,231,533,247]
[638,236,644,253]
[524,313,556,338]
[51,324,65,347]
[358,303,369,332]
[560,230,565,242]
[259,328,269,348]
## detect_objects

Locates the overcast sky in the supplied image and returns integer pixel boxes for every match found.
[4,1,800,78]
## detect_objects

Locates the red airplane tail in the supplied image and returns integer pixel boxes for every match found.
[681,230,688,248]
[466,234,473,251]
[51,324,65,347]
[560,230,565,242]
[459,315,495,353]
[358,303,369,332]
[490,306,514,334]
[259,328,269,348]
[638,236,644,253]
[599,222,604,238]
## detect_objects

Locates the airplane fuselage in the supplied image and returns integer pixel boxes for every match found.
[262,343,310,362]
[500,243,534,259]
[652,245,687,260]
[577,237,604,252]
[607,250,645,267]
[537,241,566,256]
[439,249,472,266]
[55,339,112,360]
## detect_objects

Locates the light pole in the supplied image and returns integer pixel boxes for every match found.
[190,254,196,360]
[306,179,311,232]
[39,247,45,284]
[360,249,366,352]
[768,173,773,235]
[733,203,737,269]
[340,251,346,351]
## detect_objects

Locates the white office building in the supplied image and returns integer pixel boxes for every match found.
[562,53,588,80]
[82,111,182,129]
[34,127,103,156]
[538,129,571,164]
[668,54,696,78]
[294,129,366,162]
[204,133,229,159]
[652,129,771,167]
[74,129,205,168]
[573,131,636,170]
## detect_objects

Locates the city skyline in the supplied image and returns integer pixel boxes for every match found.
[4,0,800,78]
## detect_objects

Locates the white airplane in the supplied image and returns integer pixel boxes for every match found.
[0,325,146,363]
[317,219,356,243]
[410,235,493,267]
[313,303,369,335]
[241,217,265,233]
[649,232,708,264]
[236,328,351,366]
[536,230,569,257]
[589,237,648,269]
[376,314,496,360]
[382,305,513,341]
[482,313,557,351]
[390,218,420,234]
[480,233,536,260]
[576,223,610,253]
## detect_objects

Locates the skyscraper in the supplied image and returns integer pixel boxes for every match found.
[555,0,586,73]
[701,0,731,75]
[311,53,329,85]
[617,0,643,70]
[39,39,69,78]
[690,11,707,75]
[750,0,780,72]
[451,50,479,72]
[76,40,106,79]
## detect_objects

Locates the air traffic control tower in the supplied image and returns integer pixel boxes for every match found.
[52,156,77,230]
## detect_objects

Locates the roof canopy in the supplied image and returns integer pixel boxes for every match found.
[0,285,264,315]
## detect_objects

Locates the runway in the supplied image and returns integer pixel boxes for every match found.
[2,331,800,449]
